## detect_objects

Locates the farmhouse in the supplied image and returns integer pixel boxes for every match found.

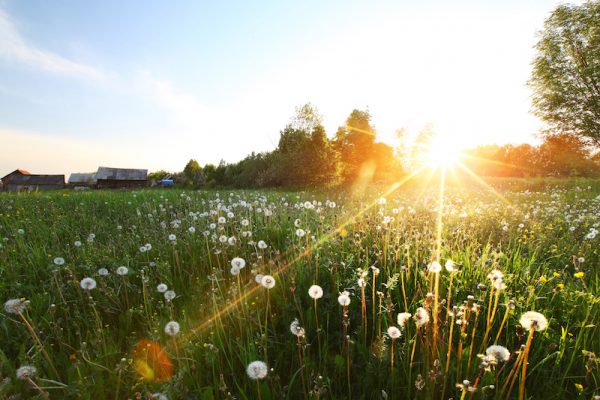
[1,169,65,192]
[68,173,97,189]
[95,167,148,189]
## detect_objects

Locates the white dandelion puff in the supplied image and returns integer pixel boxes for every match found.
[485,345,510,362]
[80,277,97,290]
[397,312,412,328]
[308,285,323,299]
[157,283,168,293]
[246,360,268,380]
[4,298,30,314]
[116,266,129,276]
[414,307,430,327]
[164,320,180,336]
[231,257,246,269]
[387,326,401,339]
[519,311,548,331]
[16,365,36,380]
[164,290,176,301]
[338,291,351,306]
[428,261,442,273]
[261,275,276,289]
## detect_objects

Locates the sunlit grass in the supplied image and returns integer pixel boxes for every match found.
[0,180,598,399]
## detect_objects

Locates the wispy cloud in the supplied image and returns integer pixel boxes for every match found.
[136,70,216,130]
[0,7,106,82]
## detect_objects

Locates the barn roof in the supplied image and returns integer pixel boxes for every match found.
[68,173,97,184]
[7,174,65,185]
[96,167,148,181]
[1,169,31,181]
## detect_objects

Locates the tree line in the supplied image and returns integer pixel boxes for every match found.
[151,104,405,188]
[149,103,600,189]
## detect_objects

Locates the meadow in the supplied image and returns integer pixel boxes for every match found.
[0,179,598,399]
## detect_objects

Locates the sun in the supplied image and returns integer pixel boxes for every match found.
[423,139,463,169]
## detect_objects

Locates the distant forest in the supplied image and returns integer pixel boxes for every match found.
[148,103,600,189]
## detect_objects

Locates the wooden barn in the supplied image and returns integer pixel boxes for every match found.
[68,173,97,189]
[1,169,65,192]
[95,167,148,189]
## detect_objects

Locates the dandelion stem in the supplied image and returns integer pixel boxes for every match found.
[519,328,535,400]
[495,305,511,344]
[466,309,480,377]
[27,377,49,400]
[18,313,60,380]
[432,270,440,362]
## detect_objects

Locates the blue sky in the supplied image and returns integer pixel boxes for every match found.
[0,0,574,176]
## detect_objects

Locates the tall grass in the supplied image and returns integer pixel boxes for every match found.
[0,180,598,399]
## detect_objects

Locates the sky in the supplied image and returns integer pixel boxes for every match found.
[0,0,578,177]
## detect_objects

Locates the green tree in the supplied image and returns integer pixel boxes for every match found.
[275,104,339,186]
[335,109,377,182]
[183,159,204,187]
[148,170,172,181]
[538,134,600,176]
[529,1,600,145]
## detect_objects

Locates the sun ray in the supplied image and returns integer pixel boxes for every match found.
[182,165,430,341]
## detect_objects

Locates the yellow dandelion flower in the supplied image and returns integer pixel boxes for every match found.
[539,276,547,283]
[557,283,564,289]
[574,383,583,392]
[574,272,584,278]
[553,272,560,278]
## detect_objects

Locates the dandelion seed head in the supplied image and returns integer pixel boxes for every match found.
[116,266,129,276]
[308,285,323,299]
[519,311,548,331]
[261,275,275,289]
[428,261,442,273]
[157,283,168,293]
[54,257,65,266]
[397,312,412,328]
[231,257,246,269]
[290,319,305,337]
[338,291,351,306]
[164,321,180,336]
[16,365,36,380]
[485,345,510,363]
[387,326,401,339]
[414,307,430,327]
[80,277,97,290]
[445,260,456,272]
[164,290,176,301]
[246,360,268,380]
[4,298,29,314]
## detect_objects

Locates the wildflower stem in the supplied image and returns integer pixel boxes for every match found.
[466,308,480,377]
[297,335,309,400]
[500,346,525,399]
[27,377,49,400]
[441,312,456,400]
[432,270,440,362]
[519,328,535,400]
[18,313,60,380]
[494,306,511,344]
[446,272,454,323]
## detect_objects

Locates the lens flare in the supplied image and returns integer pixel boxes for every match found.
[424,139,462,168]
[133,339,173,382]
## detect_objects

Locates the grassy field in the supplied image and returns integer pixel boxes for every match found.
[0,179,599,399]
